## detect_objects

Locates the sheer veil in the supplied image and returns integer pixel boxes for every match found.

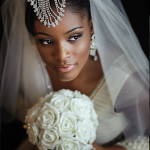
[1,0,149,140]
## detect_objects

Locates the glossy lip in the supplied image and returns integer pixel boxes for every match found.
[55,64,76,73]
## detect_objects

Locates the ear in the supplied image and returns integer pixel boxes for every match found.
[89,19,94,35]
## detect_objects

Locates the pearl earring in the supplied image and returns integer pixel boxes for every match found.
[90,34,98,61]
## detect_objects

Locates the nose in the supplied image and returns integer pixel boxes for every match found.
[53,42,71,61]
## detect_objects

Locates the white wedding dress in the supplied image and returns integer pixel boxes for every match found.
[16,54,134,150]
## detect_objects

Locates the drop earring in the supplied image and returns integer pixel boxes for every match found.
[90,34,98,61]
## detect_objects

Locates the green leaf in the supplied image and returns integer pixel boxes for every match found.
[47,147,56,150]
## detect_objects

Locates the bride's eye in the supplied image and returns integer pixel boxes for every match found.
[68,33,83,41]
[39,39,53,45]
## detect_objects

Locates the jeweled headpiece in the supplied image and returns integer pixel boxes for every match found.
[27,0,66,28]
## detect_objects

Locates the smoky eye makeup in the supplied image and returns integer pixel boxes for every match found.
[38,39,53,45]
[36,32,83,45]
[68,33,83,41]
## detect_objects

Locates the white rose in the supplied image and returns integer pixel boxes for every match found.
[50,93,70,112]
[58,137,81,150]
[71,98,92,119]
[58,89,75,98]
[81,144,93,150]
[26,122,39,145]
[39,92,54,104]
[82,94,93,103]
[91,109,99,129]
[25,103,42,124]
[76,119,96,145]
[36,103,60,130]
[38,128,59,149]
[74,91,92,101]
[58,111,77,137]
[74,91,93,103]
[74,90,82,98]
[25,92,54,124]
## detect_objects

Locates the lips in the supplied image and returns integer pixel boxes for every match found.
[55,64,75,73]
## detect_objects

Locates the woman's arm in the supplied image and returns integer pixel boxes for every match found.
[93,142,125,150]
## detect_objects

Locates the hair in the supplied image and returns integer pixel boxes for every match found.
[25,0,91,35]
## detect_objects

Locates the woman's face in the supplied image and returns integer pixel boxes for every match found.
[34,10,93,81]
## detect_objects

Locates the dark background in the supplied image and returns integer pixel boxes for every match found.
[121,0,149,58]
[0,0,149,150]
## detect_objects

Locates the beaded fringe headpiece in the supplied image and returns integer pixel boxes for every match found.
[27,0,66,28]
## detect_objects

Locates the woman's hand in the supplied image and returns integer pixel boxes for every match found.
[92,142,126,150]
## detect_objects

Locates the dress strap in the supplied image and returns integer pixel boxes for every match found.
[89,75,105,100]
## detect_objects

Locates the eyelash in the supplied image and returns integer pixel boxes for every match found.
[38,39,53,45]
[68,33,83,41]
[38,33,83,45]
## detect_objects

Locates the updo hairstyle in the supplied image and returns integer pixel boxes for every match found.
[25,0,91,35]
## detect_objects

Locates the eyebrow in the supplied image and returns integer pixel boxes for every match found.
[35,32,52,37]
[35,27,83,37]
[64,27,83,35]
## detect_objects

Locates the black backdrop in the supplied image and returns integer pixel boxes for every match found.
[121,0,149,58]
[0,0,149,150]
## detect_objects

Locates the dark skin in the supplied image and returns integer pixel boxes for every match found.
[34,10,102,96]
[33,9,125,150]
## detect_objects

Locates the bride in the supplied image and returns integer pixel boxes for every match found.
[1,0,149,150]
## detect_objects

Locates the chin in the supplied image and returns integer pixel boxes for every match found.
[56,72,78,82]
[59,78,75,82]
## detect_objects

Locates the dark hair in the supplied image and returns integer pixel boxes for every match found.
[25,0,91,35]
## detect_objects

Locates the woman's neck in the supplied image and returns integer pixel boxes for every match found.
[46,55,103,96]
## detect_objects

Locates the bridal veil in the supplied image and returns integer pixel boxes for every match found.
[1,0,149,140]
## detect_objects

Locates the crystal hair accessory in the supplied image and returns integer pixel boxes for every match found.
[90,34,98,61]
[27,0,66,28]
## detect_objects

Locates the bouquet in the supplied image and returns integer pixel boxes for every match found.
[25,89,99,150]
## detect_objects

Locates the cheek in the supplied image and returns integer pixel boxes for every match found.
[35,44,53,62]
[72,37,91,64]
[35,32,91,67]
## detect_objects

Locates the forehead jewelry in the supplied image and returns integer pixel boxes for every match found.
[27,0,66,28]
